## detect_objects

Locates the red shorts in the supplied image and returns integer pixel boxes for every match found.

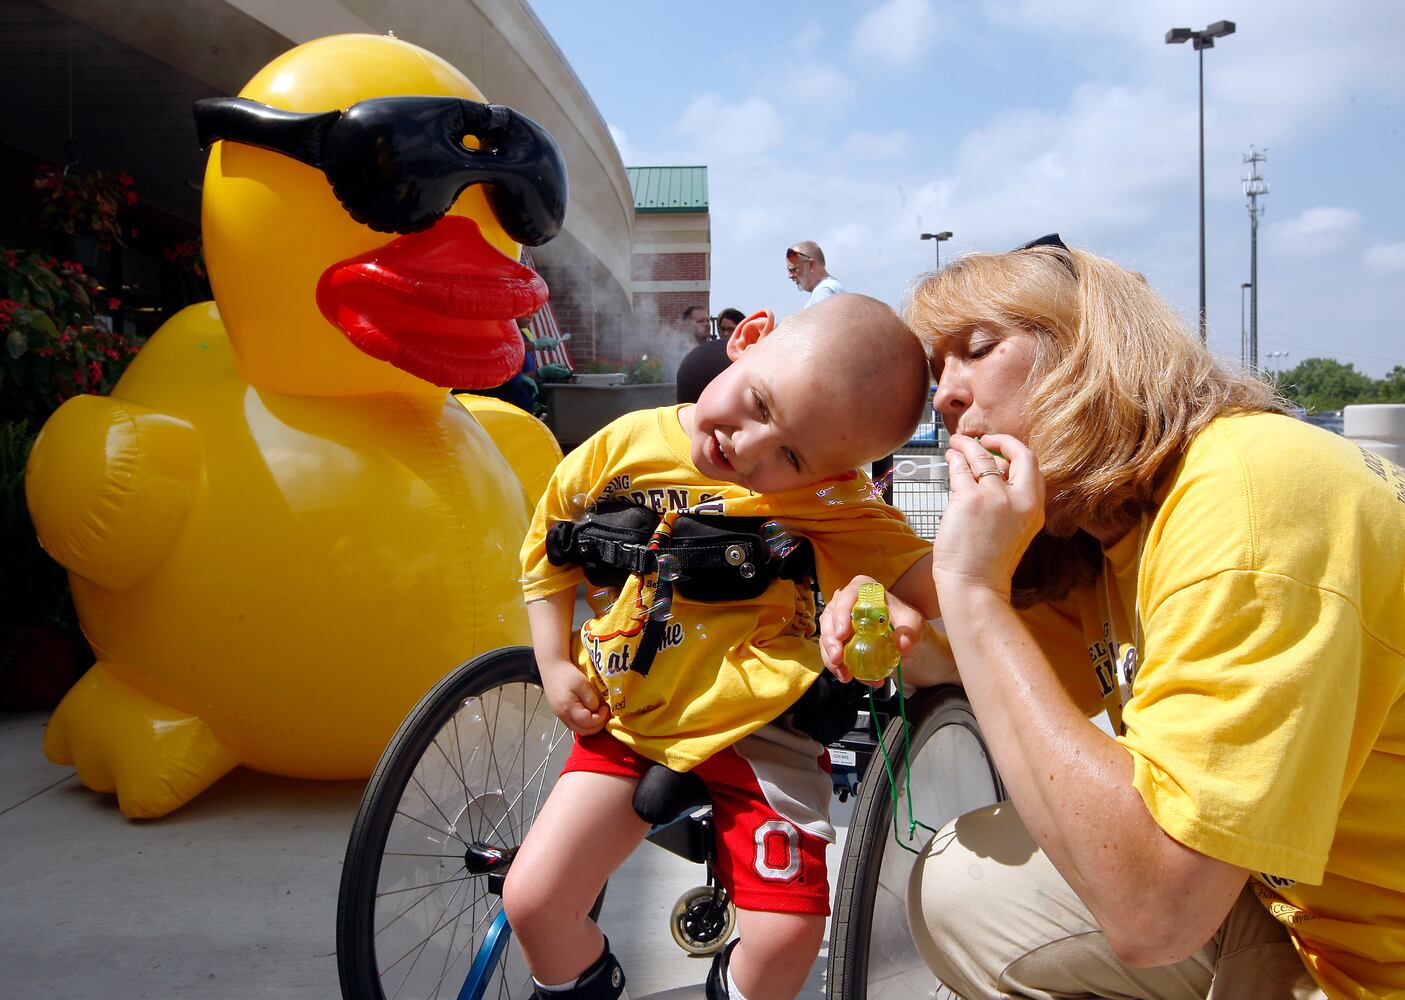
[563,729,833,915]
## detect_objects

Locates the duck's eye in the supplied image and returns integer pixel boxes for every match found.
[877,615,887,625]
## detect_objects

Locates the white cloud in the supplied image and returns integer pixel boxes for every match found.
[1364,242,1405,275]
[791,63,855,111]
[607,124,636,165]
[852,0,939,66]
[842,129,911,160]
[676,95,787,157]
[1266,207,1362,257]
[928,82,1190,249]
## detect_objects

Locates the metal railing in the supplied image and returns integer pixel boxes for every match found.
[876,389,949,539]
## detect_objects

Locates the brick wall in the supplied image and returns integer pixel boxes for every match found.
[633,291,710,328]
[630,252,707,283]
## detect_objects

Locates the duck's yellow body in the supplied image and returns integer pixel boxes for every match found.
[24,35,559,818]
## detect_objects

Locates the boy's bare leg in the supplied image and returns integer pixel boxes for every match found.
[503,770,650,984]
[728,909,827,1000]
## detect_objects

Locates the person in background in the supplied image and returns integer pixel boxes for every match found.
[683,305,713,344]
[785,241,843,308]
[716,307,746,339]
[821,235,1404,999]
[675,309,766,405]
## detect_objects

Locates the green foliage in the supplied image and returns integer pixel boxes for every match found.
[1375,366,1405,404]
[34,164,138,249]
[1275,357,1378,413]
[0,247,142,426]
[576,356,666,384]
[1,245,141,645]
[626,357,665,385]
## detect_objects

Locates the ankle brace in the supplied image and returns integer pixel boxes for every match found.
[704,939,741,1000]
[533,941,626,1000]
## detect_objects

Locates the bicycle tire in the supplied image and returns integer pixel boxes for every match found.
[337,646,582,1000]
[826,686,1004,1000]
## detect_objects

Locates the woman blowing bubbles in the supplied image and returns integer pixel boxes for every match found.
[821,236,1405,999]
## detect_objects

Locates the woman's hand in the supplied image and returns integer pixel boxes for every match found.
[819,576,931,684]
[539,656,610,735]
[936,433,1046,603]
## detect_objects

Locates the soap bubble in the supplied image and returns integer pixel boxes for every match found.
[762,520,799,559]
[657,553,681,582]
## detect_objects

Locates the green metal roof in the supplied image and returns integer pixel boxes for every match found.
[627,166,709,213]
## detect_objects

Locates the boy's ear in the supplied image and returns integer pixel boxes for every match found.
[726,309,776,361]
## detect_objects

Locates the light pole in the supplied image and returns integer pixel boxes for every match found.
[1166,20,1236,345]
[1240,281,1251,367]
[1243,147,1269,371]
[920,231,953,268]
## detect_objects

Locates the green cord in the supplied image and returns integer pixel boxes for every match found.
[866,660,937,856]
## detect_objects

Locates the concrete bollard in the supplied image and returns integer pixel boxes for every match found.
[1344,403,1405,464]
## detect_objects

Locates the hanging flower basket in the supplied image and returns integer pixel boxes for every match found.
[34,164,139,250]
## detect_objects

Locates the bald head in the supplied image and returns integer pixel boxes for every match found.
[767,294,931,461]
[788,240,825,266]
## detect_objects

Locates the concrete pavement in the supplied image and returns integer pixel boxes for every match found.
[0,709,852,999]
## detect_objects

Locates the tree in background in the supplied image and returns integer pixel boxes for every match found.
[1276,357,1379,413]
[1374,366,1405,404]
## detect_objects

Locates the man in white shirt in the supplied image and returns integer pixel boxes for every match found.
[786,241,844,307]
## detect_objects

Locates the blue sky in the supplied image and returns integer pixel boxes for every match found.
[529,0,1404,378]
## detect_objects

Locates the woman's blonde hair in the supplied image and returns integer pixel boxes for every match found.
[906,241,1288,541]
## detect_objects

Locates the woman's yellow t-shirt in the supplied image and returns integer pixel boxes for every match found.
[1026,413,1405,999]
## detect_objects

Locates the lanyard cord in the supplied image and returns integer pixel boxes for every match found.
[865,660,937,855]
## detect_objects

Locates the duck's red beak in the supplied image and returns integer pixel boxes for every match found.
[315,216,547,388]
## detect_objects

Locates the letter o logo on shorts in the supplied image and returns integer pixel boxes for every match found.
[753,819,801,881]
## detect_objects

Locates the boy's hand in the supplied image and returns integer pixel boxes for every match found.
[540,656,610,734]
[820,575,928,684]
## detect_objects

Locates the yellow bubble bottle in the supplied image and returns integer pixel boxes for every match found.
[843,582,900,682]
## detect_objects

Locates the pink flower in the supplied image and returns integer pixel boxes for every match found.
[107,297,121,311]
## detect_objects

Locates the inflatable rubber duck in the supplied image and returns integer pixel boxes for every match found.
[25,34,567,818]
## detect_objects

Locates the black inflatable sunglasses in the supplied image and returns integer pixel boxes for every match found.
[193,95,567,245]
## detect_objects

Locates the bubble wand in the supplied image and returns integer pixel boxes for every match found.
[842,582,937,854]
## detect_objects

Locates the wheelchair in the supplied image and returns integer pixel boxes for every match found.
[335,646,1003,1000]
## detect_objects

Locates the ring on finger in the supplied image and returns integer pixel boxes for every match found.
[976,469,1004,482]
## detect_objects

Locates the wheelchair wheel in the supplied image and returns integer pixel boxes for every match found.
[337,646,580,1000]
[669,884,737,956]
[826,687,1004,1000]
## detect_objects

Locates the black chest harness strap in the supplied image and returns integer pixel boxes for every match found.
[545,498,863,745]
[546,499,818,676]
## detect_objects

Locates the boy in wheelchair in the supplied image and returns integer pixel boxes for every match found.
[505,294,938,1000]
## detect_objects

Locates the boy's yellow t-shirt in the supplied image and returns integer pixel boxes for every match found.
[521,405,930,771]
[1025,413,1405,999]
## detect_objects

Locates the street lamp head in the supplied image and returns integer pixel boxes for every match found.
[1205,20,1236,38]
[1242,282,1252,290]
[1165,27,1193,44]
[919,231,952,242]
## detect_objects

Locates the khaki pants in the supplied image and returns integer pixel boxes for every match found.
[906,803,1325,1000]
